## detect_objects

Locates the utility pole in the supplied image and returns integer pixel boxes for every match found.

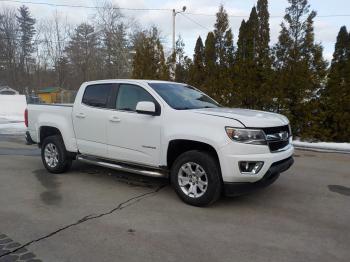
[172,6,186,54]
[171,6,186,80]
[172,9,176,54]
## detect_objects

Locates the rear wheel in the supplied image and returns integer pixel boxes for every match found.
[41,135,72,173]
[171,150,222,206]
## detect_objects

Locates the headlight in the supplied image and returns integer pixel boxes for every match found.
[225,127,267,145]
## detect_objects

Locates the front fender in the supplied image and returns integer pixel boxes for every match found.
[160,111,243,166]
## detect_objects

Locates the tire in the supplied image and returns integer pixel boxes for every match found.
[171,150,222,206]
[41,135,72,174]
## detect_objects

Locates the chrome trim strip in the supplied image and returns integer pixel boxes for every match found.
[80,154,162,170]
[77,156,168,178]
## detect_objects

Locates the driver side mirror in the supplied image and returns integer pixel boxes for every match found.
[136,101,157,115]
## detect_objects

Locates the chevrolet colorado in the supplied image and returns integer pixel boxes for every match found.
[26,80,294,206]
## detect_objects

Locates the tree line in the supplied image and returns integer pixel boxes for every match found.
[0,0,349,141]
[132,0,350,142]
[0,1,134,93]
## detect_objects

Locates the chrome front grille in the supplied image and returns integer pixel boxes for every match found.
[261,125,291,152]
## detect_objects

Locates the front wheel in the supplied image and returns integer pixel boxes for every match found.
[41,135,72,173]
[171,150,222,206]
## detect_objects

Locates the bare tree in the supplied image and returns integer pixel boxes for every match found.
[94,1,132,78]
[0,7,19,89]
[40,11,71,88]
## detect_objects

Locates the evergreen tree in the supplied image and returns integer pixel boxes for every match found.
[204,32,216,67]
[132,27,169,80]
[234,7,259,108]
[203,31,216,96]
[256,0,270,67]
[16,5,35,90]
[234,2,273,110]
[256,0,273,109]
[65,23,102,86]
[214,5,229,67]
[223,29,235,68]
[212,5,234,104]
[322,26,350,141]
[246,7,259,60]
[188,36,205,87]
[174,36,190,82]
[272,0,327,137]
[235,20,247,62]
[221,28,235,105]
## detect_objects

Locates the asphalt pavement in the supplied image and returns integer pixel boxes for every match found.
[0,133,349,262]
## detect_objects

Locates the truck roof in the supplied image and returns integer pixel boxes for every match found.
[82,79,184,86]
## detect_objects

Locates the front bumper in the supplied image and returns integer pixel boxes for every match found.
[224,156,294,196]
[218,138,294,183]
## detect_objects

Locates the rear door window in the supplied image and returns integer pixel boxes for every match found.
[82,84,113,108]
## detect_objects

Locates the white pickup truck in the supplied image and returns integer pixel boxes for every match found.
[26,80,294,206]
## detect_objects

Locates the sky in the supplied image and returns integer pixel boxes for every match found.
[1,0,349,62]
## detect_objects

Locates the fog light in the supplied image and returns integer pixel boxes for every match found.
[239,161,264,175]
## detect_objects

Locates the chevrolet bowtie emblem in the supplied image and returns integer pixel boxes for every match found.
[266,131,289,141]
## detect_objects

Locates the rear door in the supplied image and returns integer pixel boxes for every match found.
[106,83,162,166]
[72,83,116,158]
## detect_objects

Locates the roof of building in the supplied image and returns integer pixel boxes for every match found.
[37,87,61,94]
[0,85,11,90]
[0,86,18,93]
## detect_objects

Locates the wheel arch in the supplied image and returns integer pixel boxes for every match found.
[39,126,62,146]
[166,139,221,172]
[39,126,77,159]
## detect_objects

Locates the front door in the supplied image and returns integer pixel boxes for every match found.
[107,83,162,166]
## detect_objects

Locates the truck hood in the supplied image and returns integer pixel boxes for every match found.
[192,107,289,128]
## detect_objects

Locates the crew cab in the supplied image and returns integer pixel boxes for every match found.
[26,80,294,206]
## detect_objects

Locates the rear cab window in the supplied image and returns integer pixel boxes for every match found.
[82,84,114,108]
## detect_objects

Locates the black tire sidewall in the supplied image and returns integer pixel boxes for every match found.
[171,150,222,206]
[41,135,71,173]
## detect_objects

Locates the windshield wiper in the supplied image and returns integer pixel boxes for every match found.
[174,106,218,110]
[174,107,192,110]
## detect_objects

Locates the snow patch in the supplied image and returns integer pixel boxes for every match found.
[0,95,27,134]
[293,140,350,153]
[0,121,26,135]
[0,95,27,121]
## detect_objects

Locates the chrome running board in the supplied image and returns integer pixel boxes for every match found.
[77,155,168,178]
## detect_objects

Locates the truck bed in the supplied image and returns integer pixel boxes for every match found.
[27,104,77,152]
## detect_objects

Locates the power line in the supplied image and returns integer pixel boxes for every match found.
[186,11,266,18]
[179,13,210,31]
[316,14,350,17]
[1,0,349,19]
[186,12,350,18]
[1,35,68,43]
[0,0,172,11]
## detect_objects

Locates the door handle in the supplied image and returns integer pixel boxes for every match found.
[76,113,86,118]
[109,116,121,122]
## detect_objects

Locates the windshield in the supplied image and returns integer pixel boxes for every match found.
[148,83,220,110]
